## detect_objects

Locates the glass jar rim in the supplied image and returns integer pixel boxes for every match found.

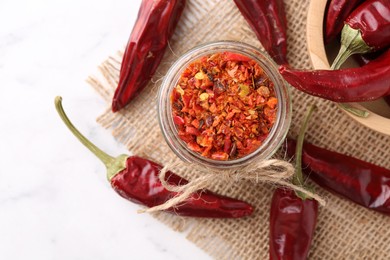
[158,41,291,169]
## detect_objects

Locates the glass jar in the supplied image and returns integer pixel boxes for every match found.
[158,41,291,169]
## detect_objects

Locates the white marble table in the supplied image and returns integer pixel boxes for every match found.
[0,0,211,259]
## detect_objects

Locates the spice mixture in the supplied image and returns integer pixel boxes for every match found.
[171,52,278,160]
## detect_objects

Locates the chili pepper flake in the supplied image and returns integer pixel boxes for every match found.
[199,93,209,101]
[171,52,278,160]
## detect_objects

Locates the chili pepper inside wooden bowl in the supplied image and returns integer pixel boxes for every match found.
[306,0,390,136]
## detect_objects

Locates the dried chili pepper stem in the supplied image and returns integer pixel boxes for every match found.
[55,96,127,181]
[292,104,317,199]
[331,24,373,69]
[337,104,369,118]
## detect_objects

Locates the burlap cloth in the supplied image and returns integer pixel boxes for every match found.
[87,0,390,259]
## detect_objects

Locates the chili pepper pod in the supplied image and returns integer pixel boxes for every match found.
[324,0,363,44]
[331,0,390,69]
[269,105,318,260]
[112,0,186,112]
[285,139,390,215]
[54,96,253,218]
[279,49,390,103]
[352,51,390,107]
[270,188,319,260]
[233,0,288,65]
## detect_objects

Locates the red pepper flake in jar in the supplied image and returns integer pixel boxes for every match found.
[171,51,278,161]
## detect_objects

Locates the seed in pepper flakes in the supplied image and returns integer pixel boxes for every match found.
[171,51,278,161]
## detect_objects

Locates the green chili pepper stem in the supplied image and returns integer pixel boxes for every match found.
[54,96,127,181]
[331,24,373,70]
[338,104,369,118]
[293,105,317,199]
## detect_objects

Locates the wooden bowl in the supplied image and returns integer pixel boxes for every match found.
[306,0,390,136]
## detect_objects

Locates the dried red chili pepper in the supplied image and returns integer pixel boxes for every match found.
[112,0,185,112]
[279,49,390,102]
[331,0,390,69]
[270,188,319,260]
[285,138,390,215]
[171,52,278,160]
[233,0,288,65]
[55,96,253,218]
[270,105,318,260]
[352,51,390,107]
[324,0,363,44]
